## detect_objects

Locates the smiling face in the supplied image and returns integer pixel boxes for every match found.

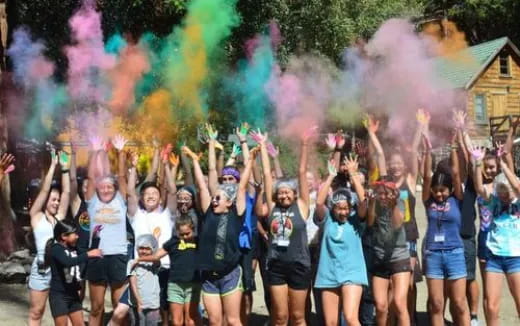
[211,189,233,213]
[96,181,116,203]
[45,189,61,216]
[332,201,351,221]
[137,246,153,258]
[431,184,451,203]
[141,186,161,211]
[483,157,499,180]
[389,153,405,179]
[177,191,194,214]
[276,187,296,208]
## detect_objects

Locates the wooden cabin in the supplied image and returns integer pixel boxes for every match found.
[434,37,520,143]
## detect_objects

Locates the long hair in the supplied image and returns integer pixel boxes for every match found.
[431,171,453,192]
[43,220,76,267]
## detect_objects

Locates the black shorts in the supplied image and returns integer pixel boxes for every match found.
[463,237,477,281]
[49,291,82,318]
[267,259,311,290]
[372,258,411,279]
[158,268,169,309]
[86,254,128,284]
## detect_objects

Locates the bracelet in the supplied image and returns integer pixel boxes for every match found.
[240,140,246,144]
[475,161,483,167]
[450,144,458,150]
[61,169,69,174]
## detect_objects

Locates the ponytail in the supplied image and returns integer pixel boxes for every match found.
[43,238,54,268]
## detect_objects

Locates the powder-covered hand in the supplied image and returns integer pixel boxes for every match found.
[111,134,128,151]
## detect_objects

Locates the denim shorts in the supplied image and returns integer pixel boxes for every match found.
[424,247,467,280]
[28,258,51,291]
[486,254,520,274]
[201,265,242,297]
[168,282,201,304]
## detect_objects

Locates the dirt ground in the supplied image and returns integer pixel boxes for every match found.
[0,205,518,325]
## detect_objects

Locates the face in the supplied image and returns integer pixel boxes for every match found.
[81,179,89,196]
[138,246,153,257]
[306,172,317,191]
[177,192,194,214]
[375,186,393,207]
[97,182,116,203]
[332,201,350,221]
[389,154,405,178]
[483,158,499,179]
[62,232,79,246]
[45,189,60,216]
[276,187,296,208]
[431,185,451,203]
[177,224,194,241]
[496,184,514,204]
[211,190,232,213]
[142,186,161,211]
[221,174,238,184]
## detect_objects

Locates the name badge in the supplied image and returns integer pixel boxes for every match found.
[434,233,445,242]
[276,239,290,247]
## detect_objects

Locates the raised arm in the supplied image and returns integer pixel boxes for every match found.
[112,135,129,199]
[499,154,520,198]
[299,128,315,209]
[471,147,489,200]
[451,133,464,201]
[206,124,219,196]
[254,130,273,210]
[127,152,139,217]
[365,115,387,177]
[182,146,211,212]
[315,160,335,222]
[164,153,179,213]
[503,123,516,172]
[180,151,194,187]
[236,147,258,216]
[422,135,433,202]
[345,154,367,218]
[0,153,14,186]
[30,150,58,223]
[144,141,160,183]
[410,109,430,182]
[56,152,70,220]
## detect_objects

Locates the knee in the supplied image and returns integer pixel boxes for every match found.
[172,315,183,326]
[273,312,289,325]
[374,299,388,315]
[225,315,242,326]
[344,311,360,326]
[28,306,44,320]
[393,297,409,314]
[485,300,500,317]
[451,297,468,314]
[428,297,444,314]
[90,300,105,316]
[290,310,305,323]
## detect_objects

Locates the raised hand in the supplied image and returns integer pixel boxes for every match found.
[416,108,431,127]
[327,159,337,177]
[89,135,106,151]
[250,129,267,144]
[169,153,179,167]
[250,146,261,159]
[335,130,346,148]
[230,143,242,158]
[205,123,218,140]
[161,144,173,163]
[452,110,466,129]
[181,146,199,161]
[0,153,15,176]
[364,115,379,133]
[266,142,279,158]
[236,122,250,142]
[59,151,70,170]
[354,141,368,157]
[129,151,139,168]
[344,153,359,174]
[325,133,336,151]
[50,149,58,166]
[470,146,486,163]
[111,134,128,151]
[495,141,506,158]
[302,125,319,144]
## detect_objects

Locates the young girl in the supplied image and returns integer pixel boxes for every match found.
[182,143,256,326]
[473,149,520,326]
[137,216,201,326]
[28,150,70,326]
[422,133,469,326]
[314,155,368,326]
[255,129,313,326]
[45,220,102,326]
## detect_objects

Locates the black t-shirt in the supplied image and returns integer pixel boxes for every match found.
[49,243,88,293]
[73,200,90,253]
[460,176,477,238]
[163,236,198,283]
[197,206,242,274]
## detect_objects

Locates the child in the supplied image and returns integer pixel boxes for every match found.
[44,220,102,326]
[139,216,201,326]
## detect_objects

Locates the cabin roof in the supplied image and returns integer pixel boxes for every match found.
[433,36,520,89]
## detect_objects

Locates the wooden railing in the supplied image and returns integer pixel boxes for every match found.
[489,114,520,142]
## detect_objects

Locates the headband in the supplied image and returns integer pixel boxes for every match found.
[221,166,240,182]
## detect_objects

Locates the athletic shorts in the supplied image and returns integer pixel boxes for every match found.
[266,259,312,290]
[49,291,82,318]
[486,254,520,274]
[201,265,243,296]
[168,282,202,304]
[371,258,411,279]
[424,247,467,280]
[28,258,51,291]
[463,237,477,281]
[241,247,257,293]
[158,268,169,309]
[86,254,128,284]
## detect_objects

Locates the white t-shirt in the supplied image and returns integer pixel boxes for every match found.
[131,207,173,268]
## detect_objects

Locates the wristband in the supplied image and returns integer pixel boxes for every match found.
[475,161,483,167]
[450,144,458,150]
[61,169,69,174]
[240,140,246,144]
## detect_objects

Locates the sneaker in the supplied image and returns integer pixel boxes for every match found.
[470,317,479,326]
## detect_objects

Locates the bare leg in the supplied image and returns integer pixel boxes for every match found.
[341,284,363,326]
[426,278,445,326]
[270,285,289,326]
[288,287,308,326]
[28,289,49,326]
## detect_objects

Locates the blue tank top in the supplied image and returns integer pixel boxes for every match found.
[425,196,463,250]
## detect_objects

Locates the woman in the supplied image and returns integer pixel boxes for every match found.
[85,138,129,326]
[473,148,520,326]
[255,129,313,326]
[28,150,70,326]
[182,144,256,326]
[314,156,368,326]
[422,132,469,326]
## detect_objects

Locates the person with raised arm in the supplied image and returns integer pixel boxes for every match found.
[27,150,70,326]
[182,143,257,326]
[85,136,129,326]
[314,155,368,326]
[0,152,14,185]
[255,127,314,326]
[472,145,520,326]
[422,130,469,326]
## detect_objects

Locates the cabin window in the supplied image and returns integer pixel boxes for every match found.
[499,53,510,76]
[474,94,487,124]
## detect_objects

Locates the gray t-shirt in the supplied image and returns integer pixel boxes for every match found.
[127,259,160,310]
[371,202,409,262]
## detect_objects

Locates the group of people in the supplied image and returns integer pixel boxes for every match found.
[0,109,519,326]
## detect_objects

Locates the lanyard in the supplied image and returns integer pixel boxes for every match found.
[436,201,447,231]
